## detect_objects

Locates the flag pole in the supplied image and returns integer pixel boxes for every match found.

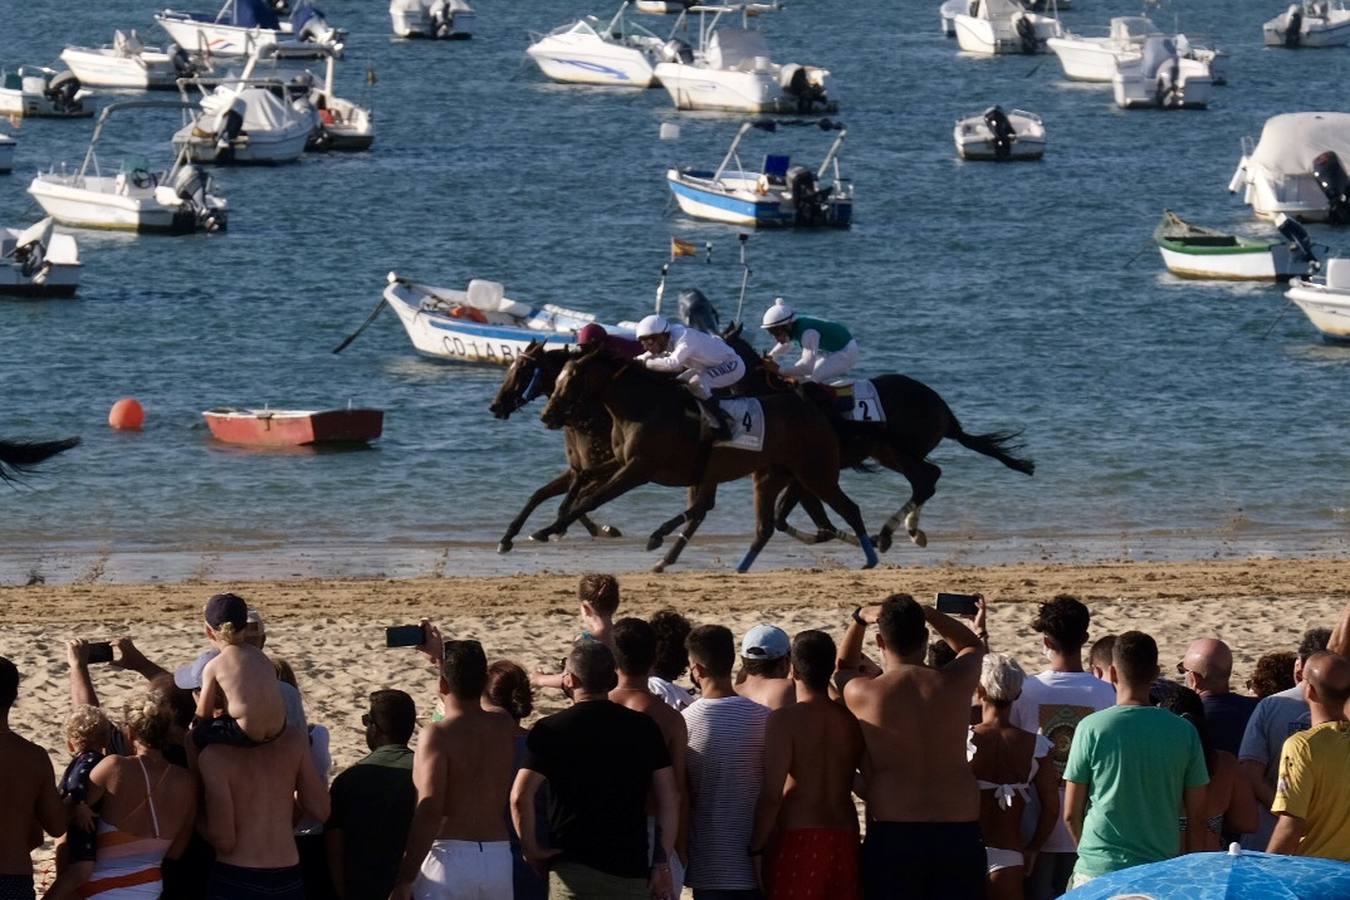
[655,262,670,315]
[733,233,750,325]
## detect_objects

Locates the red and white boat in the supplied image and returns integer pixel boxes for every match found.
[202,406,383,446]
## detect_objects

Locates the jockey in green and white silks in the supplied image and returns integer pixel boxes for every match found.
[635,313,745,440]
[761,298,860,384]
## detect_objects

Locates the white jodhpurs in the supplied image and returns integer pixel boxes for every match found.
[678,354,745,399]
[807,339,860,384]
[411,840,513,900]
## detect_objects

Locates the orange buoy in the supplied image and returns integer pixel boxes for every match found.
[108,398,145,431]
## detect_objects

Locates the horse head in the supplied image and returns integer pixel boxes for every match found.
[539,345,607,430]
[489,340,551,420]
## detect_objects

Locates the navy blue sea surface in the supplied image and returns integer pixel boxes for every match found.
[2,0,1349,576]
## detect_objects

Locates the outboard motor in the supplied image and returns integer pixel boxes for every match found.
[779,64,828,114]
[982,105,1016,159]
[292,2,343,53]
[13,229,51,285]
[786,165,832,225]
[1014,14,1039,54]
[678,288,721,334]
[210,95,246,163]
[169,46,196,78]
[45,71,82,114]
[660,38,694,64]
[1285,4,1304,47]
[1154,56,1182,108]
[429,0,453,38]
[172,165,224,232]
[1275,212,1321,273]
[1313,151,1350,225]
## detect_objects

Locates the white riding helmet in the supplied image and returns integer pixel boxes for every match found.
[635,314,671,339]
[761,297,795,330]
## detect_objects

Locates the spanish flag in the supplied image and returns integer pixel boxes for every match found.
[670,237,700,260]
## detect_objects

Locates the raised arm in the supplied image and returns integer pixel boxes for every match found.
[1331,596,1350,657]
[835,605,879,691]
[389,726,447,900]
[110,638,170,682]
[67,640,99,709]
[924,603,984,658]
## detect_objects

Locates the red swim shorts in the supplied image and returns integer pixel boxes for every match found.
[767,827,860,900]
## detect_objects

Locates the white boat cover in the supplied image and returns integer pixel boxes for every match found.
[205,87,308,131]
[707,28,771,69]
[1140,36,1178,77]
[973,0,1024,23]
[114,30,148,55]
[1251,112,1350,174]
[1110,17,1163,41]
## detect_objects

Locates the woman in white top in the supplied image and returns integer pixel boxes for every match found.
[968,654,1060,900]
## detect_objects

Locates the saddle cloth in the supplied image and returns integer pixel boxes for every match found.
[714,397,765,452]
[827,379,886,424]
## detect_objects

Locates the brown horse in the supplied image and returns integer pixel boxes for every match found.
[488,341,622,552]
[0,437,80,483]
[722,324,1034,552]
[535,347,878,572]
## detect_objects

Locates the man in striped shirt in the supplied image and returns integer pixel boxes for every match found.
[683,625,771,899]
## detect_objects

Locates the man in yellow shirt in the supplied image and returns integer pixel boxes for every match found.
[1269,650,1350,861]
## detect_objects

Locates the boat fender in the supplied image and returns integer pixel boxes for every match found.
[983,106,1016,159]
[1014,15,1039,54]
[1312,151,1350,225]
[45,71,82,113]
[661,39,694,64]
[450,306,489,323]
[1285,5,1303,47]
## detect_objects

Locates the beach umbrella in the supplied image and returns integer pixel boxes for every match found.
[1064,846,1350,899]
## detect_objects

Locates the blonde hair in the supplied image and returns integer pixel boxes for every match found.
[980,653,1027,705]
[66,704,112,753]
[123,690,174,750]
[213,621,247,646]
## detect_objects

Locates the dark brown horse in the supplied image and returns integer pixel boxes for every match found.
[722,324,1034,552]
[0,437,80,483]
[535,348,878,572]
[488,341,622,552]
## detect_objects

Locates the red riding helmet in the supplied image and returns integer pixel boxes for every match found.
[577,323,608,346]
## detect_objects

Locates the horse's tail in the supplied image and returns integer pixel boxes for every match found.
[0,437,81,483]
[949,425,1035,475]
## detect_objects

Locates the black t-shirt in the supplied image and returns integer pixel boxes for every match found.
[1203,691,1260,757]
[523,699,671,879]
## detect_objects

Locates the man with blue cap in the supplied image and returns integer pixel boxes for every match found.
[738,624,796,710]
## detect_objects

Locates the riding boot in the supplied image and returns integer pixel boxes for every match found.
[697,397,733,443]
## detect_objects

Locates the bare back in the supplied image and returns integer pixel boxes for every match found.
[738,677,796,711]
[206,644,286,742]
[775,698,862,831]
[970,724,1037,850]
[93,754,195,845]
[0,731,58,876]
[434,708,516,842]
[845,657,981,823]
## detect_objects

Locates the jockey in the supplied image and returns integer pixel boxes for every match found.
[761,298,860,384]
[634,313,745,441]
[576,322,642,359]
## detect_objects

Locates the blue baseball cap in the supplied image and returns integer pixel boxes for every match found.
[741,624,790,660]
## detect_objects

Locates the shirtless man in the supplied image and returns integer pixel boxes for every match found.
[390,639,516,900]
[609,618,690,892]
[836,594,987,900]
[0,657,66,900]
[191,593,286,748]
[752,630,863,900]
[737,625,796,710]
[198,723,329,899]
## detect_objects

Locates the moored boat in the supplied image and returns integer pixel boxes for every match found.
[1229,112,1350,223]
[173,60,317,165]
[1112,36,1212,109]
[0,132,14,174]
[1049,17,1225,84]
[0,66,92,118]
[390,0,475,38]
[203,406,383,446]
[0,219,81,298]
[666,119,851,227]
[954,106,1044,160]
[60,31,196,91]
[953,0,1061,56]
[1264,0,1350,47]
[1286,258,1350,340]
[526,2,667,87]
[1153,210,1320,281]
[156,0,343,58]
[383,272,618,365]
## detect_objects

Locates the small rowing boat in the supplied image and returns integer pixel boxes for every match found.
[1153,210,1319,281]
[202,406,383,445]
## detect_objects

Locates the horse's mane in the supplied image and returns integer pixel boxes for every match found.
[572,347,692,402]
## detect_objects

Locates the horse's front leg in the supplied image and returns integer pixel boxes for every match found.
[499,469,576,553]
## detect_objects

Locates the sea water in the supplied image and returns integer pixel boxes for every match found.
[2,0,1349,582]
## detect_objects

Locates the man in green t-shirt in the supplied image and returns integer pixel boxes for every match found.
[1063,632,1209,890]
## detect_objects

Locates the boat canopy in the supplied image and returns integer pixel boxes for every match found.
[1109,17,1162,41]
[973,0,1024,23]
[1251,112,1350,175]
[211,86,307,130]
[707,28,770,68]
[1140,36,1178,77]
[232,0,282,29]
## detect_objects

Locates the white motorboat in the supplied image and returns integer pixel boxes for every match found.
[0,219,81,298]
[940,0,971,37]
[1229,112,1350,223]
[60,30,197,91]
[527,3,668,87]
[390,0,475,39]
[299,49,373,151]
[1287,258,1350,340]
[1112,37,1212,109]
[156,0,343,58]
[635,0,694,11]
[1264,0,1350,47]
[653,3,836,114]
[28,100,228,234]
[1049,17,1225,84]
[0,132,14,174]
[954,106,1045,160]
[0,67,92,118]
[953,0,1061,56]
[173,84,316,164]
[667,119,852,227]
[383,272,614,365]
[1154,210,1321,281]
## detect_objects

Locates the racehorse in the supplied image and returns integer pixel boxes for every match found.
[488,341,623,552]
[0,437,80,483]
[721,323,1034,552]
[534,347,879,573]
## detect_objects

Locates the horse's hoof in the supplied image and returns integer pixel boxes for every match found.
[528,530,550,543]
[861,558,878,570]
[909,529,928,549]
[877,531,893,553]
[497,540,513,554]
[651,562,666,574]
[646,534,665,552]
[600,525,623,538]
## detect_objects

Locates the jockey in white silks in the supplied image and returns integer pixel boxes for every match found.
[634,314,745,441]
[761,298,861,384]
